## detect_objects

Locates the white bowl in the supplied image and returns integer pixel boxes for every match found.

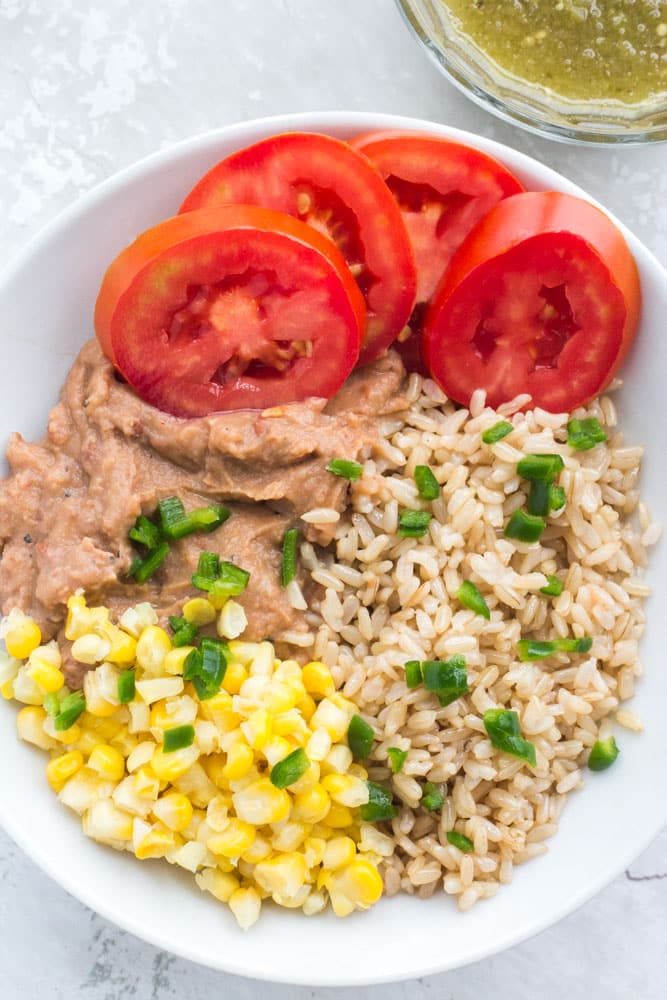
[0,112,665,986]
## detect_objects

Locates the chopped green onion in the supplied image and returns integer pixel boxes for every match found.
[567,417,607,452]
[588,736,620,771]
[195,550,220,580]
[163,724,195,753]
[168,616,199,647]
[43,692,60,716]
[183,638,228,701]
[54,691,86,731]
[422,656,469,706]
[386,747,408,774]
[117,669,136,705]
[482,421,514,445]
[483,708,536,767]
[517,636,593,661]
[281,528,299,587]
[517,454,565,482]
[193,560,250,598]
[270,747,310,788]
[504,509,545,543]
[326,458,363,480]
[398,509,432,538]
[404,660,423,688]
[347,714,374,759]
[128,541,170,583]
[421,781,445,811]
[540,575,563,597]
[527,479,550,517]
[414,465,440,500]
[128,515,161,550]
[158,497,230,540]
[457,580,490,620]
[359,781,397,822]
[157,496,186,532]
[549,484,566,512]
[446,830,474,853]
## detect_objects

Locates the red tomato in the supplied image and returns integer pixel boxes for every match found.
[351,130,523,373]
[94,206,365,417]
[422,192,641,412]
[179,132,416,364]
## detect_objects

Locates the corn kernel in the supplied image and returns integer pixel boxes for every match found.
[5,619,42,659]
[105,627,137,665]
[291,783,331,824]
[325,802,354,829]
[321,773,369,808]
[306,727,332,762]
[302,889,328,916]
[297,694,317,722]
[331,857,383,912]
[310,698,349,741]
[228,885,261,930]
[272,710,309,742]
[71,633,111,665]
[0,652,18,700]
[126,741,156,772]
[83,669,118,718]
[12,666,45,705]
[163,646,195,676]
[128,700,150,733]
[323,835,356,871]
[134,820,178,860]
[208,819,256,858]
[233,778,291,826]
[43,716,81,745]
[227,640,260,666]
[219,660,245,695]
[171,761,217,808]
[83,799,134,846]
[248,642,274,676]
[322,744,354,775]
[302,661,335,699]
[223,741,254,781]
[261,735,293,768]
[202,752,228,787]
[303,836,327,868]
[135,626,172,675]
[241,708,271,749]
[206,795,230,831]
[262,680,297,714]
[216,599,248,640]
[46,750,85,790]
[241,834,273,864]
[150,695,198,732]
[167,840,213,872]
[254,851,308,899]
[88,744,125,781]
[150,744,199,782]
[16,706,55,750]
[59,768,115,815]
[271,820,310,852]
[182,597,216,627]
[26,655,65,694]
[195,867,240,903]
[199,691,240,733]
[152,792,193,832]
[135,676,184,705]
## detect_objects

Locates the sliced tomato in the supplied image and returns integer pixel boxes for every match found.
[179,132,416,364]
[351,130,523,373]
[422,192,641,412]
[94,205,365,417]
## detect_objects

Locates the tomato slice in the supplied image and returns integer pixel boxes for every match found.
[351,130,523,373]
[179,132,416,364]
[94,205,365,417]
[422,192,641,412]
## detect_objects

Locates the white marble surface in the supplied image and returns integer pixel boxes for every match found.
[1,1,666,996]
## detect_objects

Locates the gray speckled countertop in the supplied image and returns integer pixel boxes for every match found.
[1,1,666,997]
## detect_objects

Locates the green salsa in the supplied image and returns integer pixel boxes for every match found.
[442,0,667,104]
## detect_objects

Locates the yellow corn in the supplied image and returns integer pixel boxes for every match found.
[221,660,246,695]
[182,597,216,627]
[150,695,197,731]
[199,691,240,732]
[208,819,256,858]
[46,750,84,790]
[12,667,45,706]
[65,594,110,641]
[241,708,271,749]
[262,681,297,714]
[153,793,193,832]
[271,821,310,853]
[83,799,134,846]
[323,836,356,871]
[233,778,291,825]
[254,852,308,898]
[228,885,261,930]
[16,706,56,750]
[328,858,383,915]
[83,669,118,718]
[105,627,137,665]
[303,836,327,868]
[195,868,240,903]
[135,626,172,674]
[261,735,293,768]
[325,803,354,829]
[217,600,247,640]
[163,646,195,676]
[291,784,331,824]
[240,835,272,864]
[26,649,65,694]
[309,698,350,741]
[302,661,335,699]
[223,741,254,781]
[88,744,125,781]
[71,633,111,665]
[135,676,184,705]
[150,744,199,782]
[134,821,178,860]
[321,773,369,808]
[202,753,228,788]
[5,619,42,660]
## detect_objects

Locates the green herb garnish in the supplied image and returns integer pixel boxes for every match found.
[281,528,299,587]
[404,660,423,688]
[270,748,310,788]
[588,736,620,771]
[567,417,607,452]
[128,541,170,583]
[347,714,374,759]
[360,781,397,822]
[517,454,565,482]
[446,830,474,853]
[483,708,536,767]
[540,575,563,597]
[326,458,363,480]
[386,747,408,774]
[421,781,445,811]
[117,669,136,705]
[398,510,432,538]
[482,421,513,445]
[457,580,490,620]
[163,724,195,753]
[54,691,86,731]
[414,465,440,500]
[504,509,545,543]
[422,656,469,707]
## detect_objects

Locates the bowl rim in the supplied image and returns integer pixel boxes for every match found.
[1,110,667,986]
[395,0,667,146]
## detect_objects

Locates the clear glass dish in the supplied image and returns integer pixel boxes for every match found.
[396,0,667,145]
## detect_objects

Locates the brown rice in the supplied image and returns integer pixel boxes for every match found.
[299,374,659,910]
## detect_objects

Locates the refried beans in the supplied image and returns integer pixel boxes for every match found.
[0,339,405,686]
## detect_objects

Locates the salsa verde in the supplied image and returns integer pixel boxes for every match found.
[442,0,667,104]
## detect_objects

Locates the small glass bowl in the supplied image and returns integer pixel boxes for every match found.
[396,0,667,145]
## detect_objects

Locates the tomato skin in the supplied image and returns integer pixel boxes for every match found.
[94,205,365,417]
[351,130,523,373]
[423,192,641,412]
[179,132,417,364]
